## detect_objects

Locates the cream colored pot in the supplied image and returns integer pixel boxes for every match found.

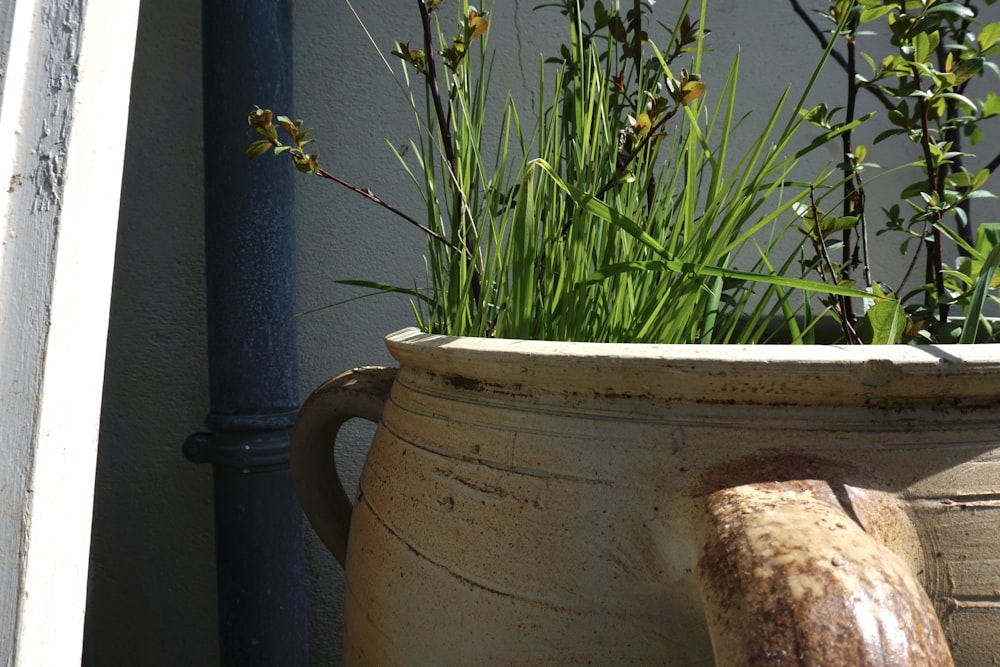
[292,328,1000,666]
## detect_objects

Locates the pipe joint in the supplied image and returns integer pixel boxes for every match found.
[184,414,296,469]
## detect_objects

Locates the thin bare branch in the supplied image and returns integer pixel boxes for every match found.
[787,0,895,112]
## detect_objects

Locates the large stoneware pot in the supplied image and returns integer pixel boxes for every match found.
[291,328,1000,665]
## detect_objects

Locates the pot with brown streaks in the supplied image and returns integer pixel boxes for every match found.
[292,327,1000,665]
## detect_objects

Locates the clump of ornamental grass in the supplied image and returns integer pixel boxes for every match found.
[249,0,876,343]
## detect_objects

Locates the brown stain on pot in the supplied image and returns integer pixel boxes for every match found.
[694,480,954,667]
[445,374,486,392]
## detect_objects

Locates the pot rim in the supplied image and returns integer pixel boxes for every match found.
[384,327,1000,404]
[386,326,1000,364]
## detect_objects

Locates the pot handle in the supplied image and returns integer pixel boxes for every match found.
[695,480,953,667]
[290,366,397,567]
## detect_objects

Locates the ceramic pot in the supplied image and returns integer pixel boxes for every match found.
[292,328,1000,665]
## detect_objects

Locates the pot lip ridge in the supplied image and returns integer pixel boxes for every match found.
[382,328,1000,404]
[384,327,1000,367]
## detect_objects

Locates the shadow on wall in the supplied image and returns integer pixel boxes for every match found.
[81,0,216,663]
[81,0,351,663]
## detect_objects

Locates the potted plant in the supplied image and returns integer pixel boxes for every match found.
[251,1,1000,664]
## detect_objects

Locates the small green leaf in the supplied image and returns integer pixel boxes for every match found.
[948,168,991,191]
[900,179,933,199]
[832,0,852,23]
[914,31,932,64]
[859,5,894,23]
[976,222,1000,251]
[794,203,858,239]
[824,216,860,236]
[391,42,427,72]
[888,102,909,127]
[947,171,974,188]
[966,124,984,146]
[973,168,991,191]
[979,22,1000,51]
[245,140,273,160]
[983,92,1000,117]
[927,2,975,20]
[952,57,983,86]
[802,103,831,128]
[862,300,908,344]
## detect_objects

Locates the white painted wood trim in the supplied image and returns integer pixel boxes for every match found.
[0,0,139,664]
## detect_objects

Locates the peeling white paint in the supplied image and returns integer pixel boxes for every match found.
[0,0,139,664]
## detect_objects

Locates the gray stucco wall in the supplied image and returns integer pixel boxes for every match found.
[82,1,1000,665]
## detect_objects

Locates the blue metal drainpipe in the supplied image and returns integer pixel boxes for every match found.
[184,0,307,664]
